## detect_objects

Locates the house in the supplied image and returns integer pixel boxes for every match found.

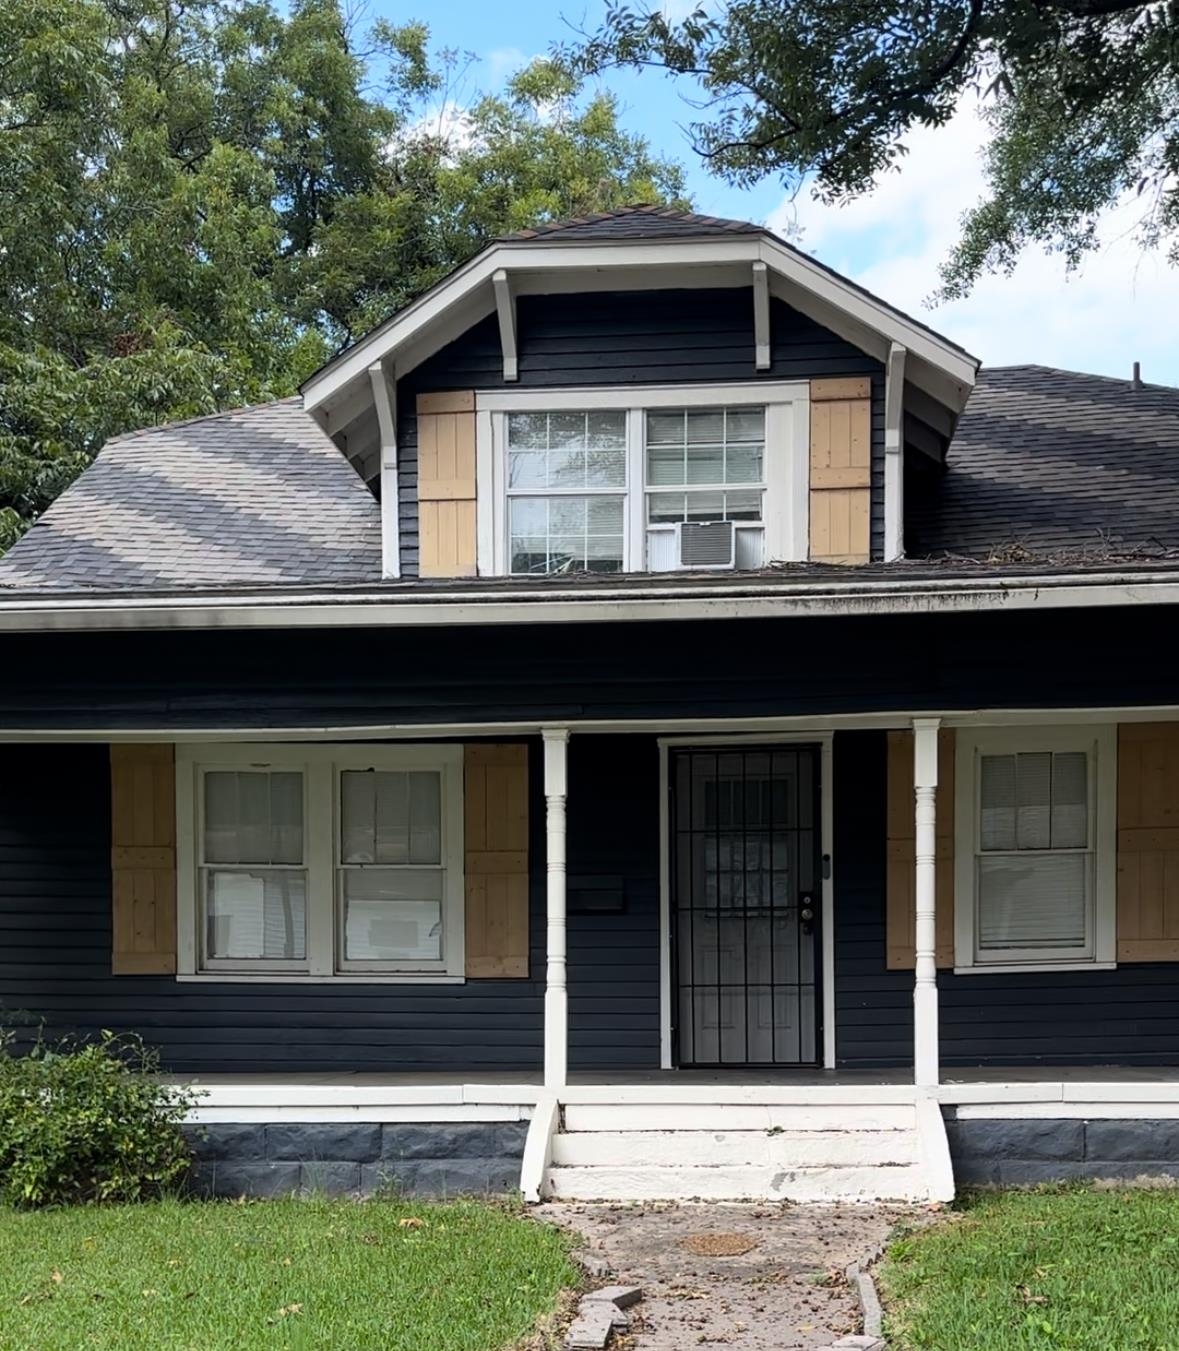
[3,205,1179,1201]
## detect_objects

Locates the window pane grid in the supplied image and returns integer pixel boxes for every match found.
[974,745,1094,961]
[200,769,308,965]
[507,409,627,574]
[507,411,626,491]
[645,406,765,489]
[644,406,765,529]
[337,769,447,966]
[510,494,625,575]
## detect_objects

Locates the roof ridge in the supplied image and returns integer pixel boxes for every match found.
[498,202,764,241]
[981,363,1179,391]
[103,395,304,446]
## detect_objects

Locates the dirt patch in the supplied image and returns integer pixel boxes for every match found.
[681,1232,759,1257]
[540,1201,925,1350]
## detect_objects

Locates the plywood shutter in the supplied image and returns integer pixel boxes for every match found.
[464,744,529,978]
[1117,723,1179,961]
[886,729,956,969]
[110,744,177,975]
[417,391,477,577]
[809,377,871,564]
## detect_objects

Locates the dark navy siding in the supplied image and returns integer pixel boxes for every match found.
[395,289,886,573]
[1,608,1178,731]
[0,738,660,1074]
[833,730,1179,1069]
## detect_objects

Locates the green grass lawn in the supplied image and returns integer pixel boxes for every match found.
[0,1196,577,1351]
[878,1186,1179,1350]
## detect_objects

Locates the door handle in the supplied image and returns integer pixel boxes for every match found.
[799,892,815,934]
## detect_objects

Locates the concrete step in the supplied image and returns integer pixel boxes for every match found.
[545,1162,933,1203]
[562,1102,915,1133]
[551,1127,919,1169]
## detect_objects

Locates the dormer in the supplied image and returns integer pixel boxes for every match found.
[298,206,979,581]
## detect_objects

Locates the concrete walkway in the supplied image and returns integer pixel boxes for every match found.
[541,1200,922,1350]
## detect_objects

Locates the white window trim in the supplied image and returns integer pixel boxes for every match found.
[176,743,465,983]
[953,725,1117,974]
[475,382,810,576]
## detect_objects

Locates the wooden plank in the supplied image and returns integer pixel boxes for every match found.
[464,744,529,979]
[809,384,871,564]
[417,393,477,577]
[110,744,176,976]
[811,377,871,402]
[417,390,475,415]
[1118,724,1179,962]
[810,466,871,490]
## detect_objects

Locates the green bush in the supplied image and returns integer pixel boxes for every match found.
[0,1030,198,1208]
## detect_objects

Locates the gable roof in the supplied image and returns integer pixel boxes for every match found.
[0,399,382,591]
[299,204,980,421]
[500,205,763,240]
[908,365,1179,560]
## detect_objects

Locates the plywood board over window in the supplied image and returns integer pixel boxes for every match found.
[809,376,871,564]
[110,744,177,974]
[417,391,477,577]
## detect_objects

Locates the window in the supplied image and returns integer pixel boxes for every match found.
[177,746,465,980]
[482,384,808,575]
[954,728,1116,971]
[506,411,626,575]
[646,407,766,570]
[200,770,307,970]
[338,770,445,966]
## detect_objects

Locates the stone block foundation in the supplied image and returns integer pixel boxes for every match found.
[945,1112,1179,1186]
[186,1121,528,1198]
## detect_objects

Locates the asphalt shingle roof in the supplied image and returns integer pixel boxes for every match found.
[908,365,1179,560]
[0,398,382,591]
[499,205,764,240]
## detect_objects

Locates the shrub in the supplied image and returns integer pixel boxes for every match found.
[0,1030,199,1208]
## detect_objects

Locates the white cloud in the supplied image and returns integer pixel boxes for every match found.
[405,99,475,152]
[487,46,530,85]
[768,101,1179,385]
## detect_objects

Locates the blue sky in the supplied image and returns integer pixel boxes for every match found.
[377,0,1179,385]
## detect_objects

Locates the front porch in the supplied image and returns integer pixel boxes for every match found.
[167,1065,1179,1201]
[4,605,1179,1197]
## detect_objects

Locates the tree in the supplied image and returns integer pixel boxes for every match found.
[0,0,686,549]
[570,1,1176,297]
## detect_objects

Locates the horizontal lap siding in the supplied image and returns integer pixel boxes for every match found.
[0,740,660,1074]
[834,730,1179,1068]
[396,289,885,573]
[5,609,1179,731]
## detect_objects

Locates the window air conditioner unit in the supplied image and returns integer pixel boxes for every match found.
[677,520,736,570]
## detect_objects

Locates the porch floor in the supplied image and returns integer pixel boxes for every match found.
[171,1064,1179,1087]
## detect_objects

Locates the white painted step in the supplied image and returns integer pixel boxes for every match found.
[546,1162,932,1203]
[551,1127,919,1169]
[563,1102,915,1133]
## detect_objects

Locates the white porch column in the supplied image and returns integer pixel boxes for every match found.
[913,717,941,1089]
[543,728,570,1090]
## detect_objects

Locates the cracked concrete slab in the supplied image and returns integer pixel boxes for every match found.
[541,1200,922,1350]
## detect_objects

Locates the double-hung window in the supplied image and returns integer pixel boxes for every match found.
[954,728,1116,971]
[200,769,307,971]
[506,411,627,575]
[485,384,807,575]
[645,406,766,570]
[179,746,465,980]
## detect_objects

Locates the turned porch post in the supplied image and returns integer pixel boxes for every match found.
[913,717,941,1088]
[543,728,570,1090]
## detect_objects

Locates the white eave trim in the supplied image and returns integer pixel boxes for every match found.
[1,570,1178,632]
[300,234,979,415]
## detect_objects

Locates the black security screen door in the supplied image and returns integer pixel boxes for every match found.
[671,746,821,1067]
